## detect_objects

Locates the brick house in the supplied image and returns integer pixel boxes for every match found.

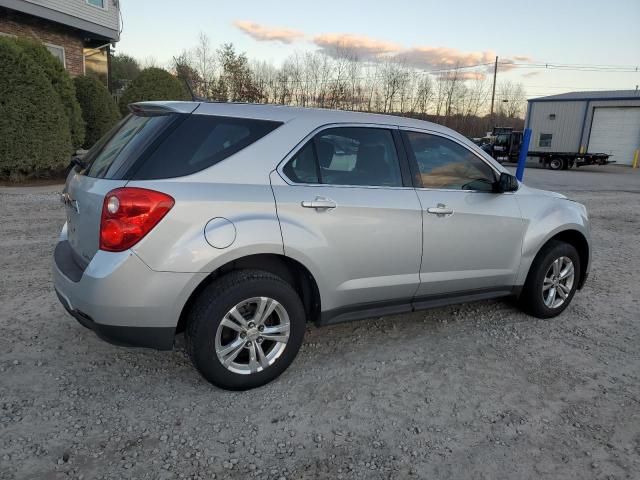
[0,0,120,89]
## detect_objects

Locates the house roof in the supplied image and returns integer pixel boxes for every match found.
[528,90,640,103]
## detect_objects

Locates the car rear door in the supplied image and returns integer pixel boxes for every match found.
[401,129,526,298]
[271,125,423,317]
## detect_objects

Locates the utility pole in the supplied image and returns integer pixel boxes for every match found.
[490,56,498,126]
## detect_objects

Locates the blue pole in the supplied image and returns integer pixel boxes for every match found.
[516,128,532,182]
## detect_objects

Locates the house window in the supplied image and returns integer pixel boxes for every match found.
[45,44,65,67]
[538,133,553,148]
[86,0,106,8]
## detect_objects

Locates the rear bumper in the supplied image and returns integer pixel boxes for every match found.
[55,289,175,349]
[53,238,205,350]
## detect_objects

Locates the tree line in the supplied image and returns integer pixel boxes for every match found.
[112,34,527,138]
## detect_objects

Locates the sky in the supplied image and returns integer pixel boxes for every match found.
[116,0,640,99]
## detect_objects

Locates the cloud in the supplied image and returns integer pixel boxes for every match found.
[314,38,530,76]
[312,33,402,58]
[495,56,532,72]
[395,47,497,69]
[234,20,304,44]
[233,20,532,80]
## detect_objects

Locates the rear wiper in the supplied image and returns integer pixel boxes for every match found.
[70,153,87,170]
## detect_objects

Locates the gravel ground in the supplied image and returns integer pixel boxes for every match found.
[1,171,639,479]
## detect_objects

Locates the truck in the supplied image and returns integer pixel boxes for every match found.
[481,127,613,170]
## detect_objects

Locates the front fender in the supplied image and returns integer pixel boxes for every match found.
[515,193,590,286]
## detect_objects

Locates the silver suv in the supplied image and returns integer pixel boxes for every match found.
[53,102,590,390]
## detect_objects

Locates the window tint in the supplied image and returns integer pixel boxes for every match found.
[539,133,553,148]
[84,114,175,179]
[132,115,282,180]
[283,142,319,183]
[315,127,402,187]
[405,132,496,191]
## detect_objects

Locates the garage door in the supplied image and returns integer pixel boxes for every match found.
[588,107,640,165]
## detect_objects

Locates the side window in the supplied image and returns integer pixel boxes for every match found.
[316,127,402,187]
[282,127,403,187]
[282,142,319,184]
[132,115,281,180]
[404,132,496,191]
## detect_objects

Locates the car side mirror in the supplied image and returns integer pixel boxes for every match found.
[494,172,519,193]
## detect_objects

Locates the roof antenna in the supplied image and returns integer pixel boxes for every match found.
[182,76,207,102]
[173,56,207,102]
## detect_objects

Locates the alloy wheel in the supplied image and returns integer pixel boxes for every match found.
[542,256,575,309]
[215,297,290,375]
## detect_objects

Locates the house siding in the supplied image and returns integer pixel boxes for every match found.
[0,7,84,75]
[0,0,119,39]
[23,0,118,31]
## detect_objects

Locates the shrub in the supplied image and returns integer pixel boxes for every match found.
[15,37,85,149]
[119,67,190,115]
[0,37,72,181]
[74,76,121,149]
[111,53,141,91]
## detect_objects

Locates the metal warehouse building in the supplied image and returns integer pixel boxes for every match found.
[525,90,640,166]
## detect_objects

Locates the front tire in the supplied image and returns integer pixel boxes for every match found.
[519,240,581,318]
[185,270,306,390]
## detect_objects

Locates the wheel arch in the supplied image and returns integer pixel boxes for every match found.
[528,229,590,289]
[176,253,321,334]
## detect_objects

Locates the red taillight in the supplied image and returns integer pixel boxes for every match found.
[99,187,174,252]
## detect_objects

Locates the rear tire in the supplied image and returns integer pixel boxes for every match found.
[548,157,564,170]
[519,240,581,318]
[185,270,306,390]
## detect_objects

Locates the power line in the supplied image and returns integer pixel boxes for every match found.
[505,61,640,69]
[500,62,640,73]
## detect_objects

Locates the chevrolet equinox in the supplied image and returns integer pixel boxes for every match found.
[53,102,590,390]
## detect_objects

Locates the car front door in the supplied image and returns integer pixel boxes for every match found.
[271,125,423,318]
[402,129,526,299]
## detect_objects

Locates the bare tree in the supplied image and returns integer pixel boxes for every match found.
[139,35,527,138]
[410,73,434,115]
[140,56,159,69]
[193,32,217,98]
[497,81,527,118]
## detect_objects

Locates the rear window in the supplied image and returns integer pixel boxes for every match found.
[131,115,282,180]
[83,114,176,179]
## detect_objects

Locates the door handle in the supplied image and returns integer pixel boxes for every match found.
[427,204,454,216]
[301,198,336,210]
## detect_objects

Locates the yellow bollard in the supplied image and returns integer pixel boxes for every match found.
[634,149,639,169]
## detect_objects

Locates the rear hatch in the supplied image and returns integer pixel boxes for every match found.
[63,106,189,265]
[63,101,283,266]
